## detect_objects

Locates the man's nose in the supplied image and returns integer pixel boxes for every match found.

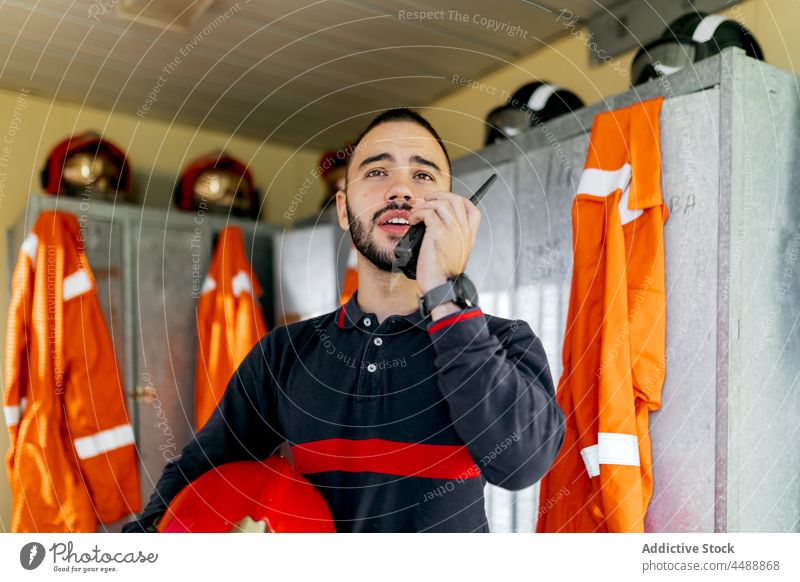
[385,175,416,205]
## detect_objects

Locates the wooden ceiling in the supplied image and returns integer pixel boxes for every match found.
[0,0,622,150]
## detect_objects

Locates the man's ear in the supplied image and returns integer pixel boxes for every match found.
[335,189,349,231]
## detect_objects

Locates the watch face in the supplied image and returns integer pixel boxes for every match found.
[456,274,478,306]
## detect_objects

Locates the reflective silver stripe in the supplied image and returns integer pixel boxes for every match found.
[73,424,135,460]
[617,183,643,225]
[3,397,28,427]
[200,275,216,295]
[528,83,561,112]
[4,405,21,427]
[231,271,253,297]
[692,14,727,43]
[63,270,92,301]
[202,272,255,297]
[580,432,641,478]
[577,164,631,198]
[21,233,39,263]
[576,163,643,225]
[580,444,600,478]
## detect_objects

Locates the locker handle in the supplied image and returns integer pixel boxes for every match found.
[133,385,158,403]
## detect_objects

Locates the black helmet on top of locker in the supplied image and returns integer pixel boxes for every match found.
[510,82,584,126]
[631,12,764,86]
[485,82,584,146]
[484,104,529,146]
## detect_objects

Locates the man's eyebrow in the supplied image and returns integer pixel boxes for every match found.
[410,155,442,173]
[356,152,443,174]
[358,152,394,170]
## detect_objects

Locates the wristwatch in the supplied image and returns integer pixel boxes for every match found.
[418,273,479,318]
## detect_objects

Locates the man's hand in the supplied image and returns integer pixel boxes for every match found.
[409,191,481,296]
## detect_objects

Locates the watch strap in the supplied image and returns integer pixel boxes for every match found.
[420,280,459,317]
[419,274,479,317]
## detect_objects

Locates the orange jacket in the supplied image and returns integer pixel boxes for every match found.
[536,97,668,533]
[194,226,267,429]
[4,210,141,532]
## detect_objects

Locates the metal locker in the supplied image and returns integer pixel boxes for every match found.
[131,220,200,505]
[452,160,520,532]
[646,89,721,533]
[273,224,339,323]
[5,195,289,531]
[458,161,517,320]
[236,224,277,328]
[451,48,800,532]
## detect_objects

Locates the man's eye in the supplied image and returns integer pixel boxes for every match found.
[366,169,386,177]
[415,172,434,181]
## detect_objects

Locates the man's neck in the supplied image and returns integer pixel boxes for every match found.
[355,259,418,324]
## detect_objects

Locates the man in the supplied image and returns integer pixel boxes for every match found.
[123,108,565,533]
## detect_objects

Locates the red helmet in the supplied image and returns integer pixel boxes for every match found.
[40,131,131,199]
[175,152,259,218]
[157,456,335,533]
[317,145,352,180]
[317,144,353,196]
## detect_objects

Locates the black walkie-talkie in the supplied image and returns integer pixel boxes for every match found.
[393,173,497,280]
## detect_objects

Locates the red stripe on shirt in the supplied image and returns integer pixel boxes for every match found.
[290,438,481,480]
[428,308,484,335]
[337,307,345,329]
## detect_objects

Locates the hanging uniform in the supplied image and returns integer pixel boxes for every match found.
[4,210,141,532]
[536,97,669,533]
[195,226,267,429]
[339,243,358,305]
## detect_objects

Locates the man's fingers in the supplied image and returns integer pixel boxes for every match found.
[466,200,481,237]
[412,200,456,229]
[410,206,445,230]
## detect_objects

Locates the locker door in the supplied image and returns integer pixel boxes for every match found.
[81,219,126,372]
[12,199,130,531]
[237,226,276,329]
[646,89,720,533]
[273,224,338,324]
[456,162,517,320]
[131,222,200,506]
[512,139,586,533]
[453,161,518,532]
[512,90,721,532]
[81,217,129,532]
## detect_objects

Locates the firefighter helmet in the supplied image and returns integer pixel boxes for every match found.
[175,152,260,218]
[631,12,764,86]
[485,82,584,146]
[157,456,336,533]
[40,132,131,201]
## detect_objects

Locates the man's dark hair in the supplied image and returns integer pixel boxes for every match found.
[344,107,451,191]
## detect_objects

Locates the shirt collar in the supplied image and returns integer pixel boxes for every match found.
[336,290,427,330]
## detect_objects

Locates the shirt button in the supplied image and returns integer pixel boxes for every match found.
[373,337,383,346]
[363,317,372,327]
[367,363,377,373]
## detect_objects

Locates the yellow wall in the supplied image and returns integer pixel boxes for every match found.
[0,88,325,531]
[424,0,800,158]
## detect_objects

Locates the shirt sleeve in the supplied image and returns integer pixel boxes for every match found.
[121,336,283,532]
[427,307,566,491]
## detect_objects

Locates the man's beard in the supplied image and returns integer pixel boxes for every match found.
[345,197,410,273]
